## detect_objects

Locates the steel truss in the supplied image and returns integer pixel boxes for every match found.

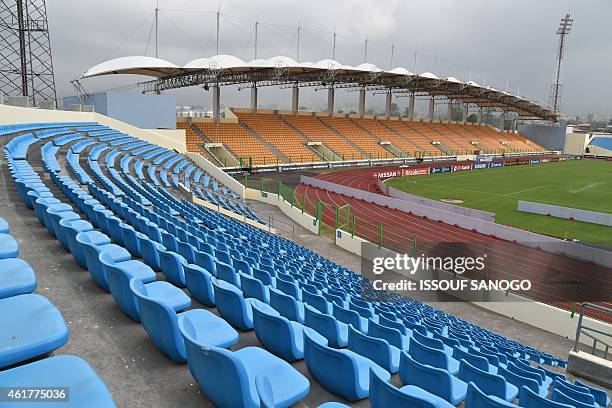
[0,0,57,105]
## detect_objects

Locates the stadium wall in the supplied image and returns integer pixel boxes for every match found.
[63,92,177,129]
[517,124,567,152]
[302,175,612,269]
[379,179,496,222]
[518,200,612,227]
[335,229,612,350]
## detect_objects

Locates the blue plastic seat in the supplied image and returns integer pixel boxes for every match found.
[304,304,349,347]
[131,278,234,363]
[0,233,19,259]
[212,278,255,331]
[368,319,409,350]
[303,328,390,401]
[552,388,598,408]
[106,259,189,322]
[458,359,518,402]
[275,276,301,300]
[413,330,453,356]
[0,355,116,407]
[333,304,368,333]
[183,262,216,306]
[32,196,61,224]
[0,258,36,299]
[216,260,240,287]
[302,289,332,314]
[158,250,186,287]
[251,299,316,362]
[399,352,468,404]
[0,294,69,368]
[239,272,269,303]
[574,379,610,408]
[139,236,165,272]
[552,379,597,406]
[520,385,574,408]
[58,219,94,268]
[466,382,517,408]
[370,365,456,408]
[179,324,309,408]
[410,336,460,375]
[498,364,547,397]
[43,203,73,236]
[75,231,120,289]
[269,286,305,323]
[348,325,400,373]
[454,345,497,374]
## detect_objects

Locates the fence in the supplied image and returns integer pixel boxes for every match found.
[573,303,612,359]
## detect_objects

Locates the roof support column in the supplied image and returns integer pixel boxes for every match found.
[407,93,415,121]
[428,97,435,121]
[462,103,468,123]
[447,100,453,122]
[250,84,258,113]
[385,90,392,119]
[327,87,335,115]
[500,111,506,131]
[358,88,366,117]
[292,85,299,115]
[511,118,517,132]
[212,85,220,124]
[477,107,483,125]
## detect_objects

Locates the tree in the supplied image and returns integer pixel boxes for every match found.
[467,113,478,123]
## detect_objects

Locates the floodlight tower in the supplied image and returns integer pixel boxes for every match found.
[0,0,57,106]
[548,13,572,118]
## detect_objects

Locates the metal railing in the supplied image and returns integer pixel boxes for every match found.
[573,303,611,360]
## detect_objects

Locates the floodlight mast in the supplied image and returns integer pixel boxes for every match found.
[548,13,572,119]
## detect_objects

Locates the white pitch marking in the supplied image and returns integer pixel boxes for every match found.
[502,185,550,197]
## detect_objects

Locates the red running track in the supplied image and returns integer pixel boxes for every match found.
[295,166,612,322]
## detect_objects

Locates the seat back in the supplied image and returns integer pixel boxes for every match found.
[269,287,300,322]
[413,330,446,352]
[552,389,596,408]
[158,251,186,287]
[368,319,405,350]
[333,306,362,330]
[275,277,299,299]
[399,352,453,402]
[552,380,595,405]
[194,250,216,276]
[409,337,448,370]
[216,261,238,286]
[301,290,329,314]
[178,317,255,408]
[183,263,215,307]
[177,241,196,264]
[239,273,268,303]
[458,360,507,400]
[370,366,438,408]
[498,365,540,394]
[303,329,360,400]
[251,300,297,360]
[519,385,575,408]
[574,380,610,408]
[252,268,273,286]
[466,382,516,408]
[304,305,343,347]
[453,346,490,372]
[212,278,251,330]
[129,279,185,362]
[232,258,252,275]
[348,325,393,370]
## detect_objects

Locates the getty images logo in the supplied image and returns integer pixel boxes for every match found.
[372,253,487,275]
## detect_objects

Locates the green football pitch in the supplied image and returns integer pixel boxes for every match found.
[384,159,612,246]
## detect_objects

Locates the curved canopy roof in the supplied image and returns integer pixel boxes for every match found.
[78,54,555,120]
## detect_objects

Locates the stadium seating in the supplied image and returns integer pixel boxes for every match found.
[0,121,570,408]
[458,360,519,402]
[466,382,517,408]
[0,258,36,299]
[303,329,390,401]
[0,355,116,407]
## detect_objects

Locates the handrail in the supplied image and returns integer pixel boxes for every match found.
[573,303,612,360]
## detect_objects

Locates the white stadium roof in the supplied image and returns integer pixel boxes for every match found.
[78,54,556,120]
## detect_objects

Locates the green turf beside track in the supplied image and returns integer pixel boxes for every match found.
[384,160,612,246]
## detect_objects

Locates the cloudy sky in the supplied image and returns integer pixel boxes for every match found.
[48,0,611,118]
